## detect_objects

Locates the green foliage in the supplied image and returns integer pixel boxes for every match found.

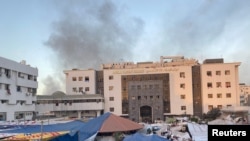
[166,117,175,124]
[190,117,199,123]
[204,108,221,121]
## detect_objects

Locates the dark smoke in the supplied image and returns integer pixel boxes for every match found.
[42,0,144,94]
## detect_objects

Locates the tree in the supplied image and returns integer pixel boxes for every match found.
[204,108,221,121]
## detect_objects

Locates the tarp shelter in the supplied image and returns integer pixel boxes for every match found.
[51,112,143,141]
[187,122,208,141]
[2,131,68,141]
[123,132,169,141]
[0,120,85,134]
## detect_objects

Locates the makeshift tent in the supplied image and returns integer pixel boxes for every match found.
[123,132,169,141]
[2,131,68,141]
[0,120,85,134]
[51,112,143,141]
[187,122,207,141]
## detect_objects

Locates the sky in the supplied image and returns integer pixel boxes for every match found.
[0,0,250,95]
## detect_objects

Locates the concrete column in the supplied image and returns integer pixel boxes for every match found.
[7,111,15,121]
[96,111,102,117]
[78,111,81,119]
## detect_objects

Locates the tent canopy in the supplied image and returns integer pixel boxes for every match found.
[99,113,143,133]
[123,133,169,141]
[50,112,143,141]
[0,120,85,134]
[78,112,143,140]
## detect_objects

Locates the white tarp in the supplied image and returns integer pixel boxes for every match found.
[187,122,207,141]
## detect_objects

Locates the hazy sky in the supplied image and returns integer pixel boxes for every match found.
[1,0,250,95]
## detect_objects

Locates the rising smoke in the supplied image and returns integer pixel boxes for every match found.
[42,0,144,94]
[153,0,250,84]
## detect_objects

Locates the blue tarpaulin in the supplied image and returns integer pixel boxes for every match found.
[50,112,143,141]
[123,133,170,141]
[0,120,85,134]
[50,113,110,141]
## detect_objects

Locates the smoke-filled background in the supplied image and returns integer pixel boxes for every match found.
[0,0,250,95]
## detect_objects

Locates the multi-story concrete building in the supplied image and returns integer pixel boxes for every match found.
[200,59,241,114]
[35,69,105,119]
[0,57,38,121]
[62,56,241,123]
[239,83,250,106]
[35,91,104,119]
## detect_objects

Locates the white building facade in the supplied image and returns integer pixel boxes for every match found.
[239,83,250,106]
[62,56,241,122]
[48,56,242,123]
[35,69,104,119]
[200,59,241,113]
[36,91,104,119]
[0,57,38,121]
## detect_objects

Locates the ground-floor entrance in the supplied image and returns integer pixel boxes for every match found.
[140,106,152,123]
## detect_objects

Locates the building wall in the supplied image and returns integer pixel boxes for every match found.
[61,56,242,121]
[0,57,38,121]
[192,66,203,117]
[36,93,104,119]
[102,65,194,119]
[200,62,241,114]
[64,69,96,95]
[239,83,250,106]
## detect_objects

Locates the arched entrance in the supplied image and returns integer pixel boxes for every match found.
[140,106,152,123]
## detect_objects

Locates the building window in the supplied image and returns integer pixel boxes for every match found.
[207,71,212,77]
[132,96,135,100]
[216,82,222,88]
[123,87,126,92]
[227,105,232,107]
[72,87,77,92]
[180,95,185,99]
[85,76,89,82]
[109,75,114,80]
[208,94,213,98]
[217,105,222,109]
[207,82,212,88]
[154,84,159,89]
[181,106,186,110]
[110,107,114,112]
[208,105,213,111]
[226,93,231,98]
[225,82,231,88]
[17,86,21,92]
[225,70,230,75]
[109,97,114,101]
[18,72,24,78]
[217,93,222,98]
[72,77,77,81]
[180,72,185,78]
[216,71,221,76]
[85,87,89,91]
[78,77,83,81]
[109,86,113,91]
[79,87,83,92]
[138,96,141,100]
[180,83,185,89]
[137,85,141,89]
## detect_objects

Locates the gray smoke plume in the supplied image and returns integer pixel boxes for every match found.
[153,0,250,84]
[42,0,144,94]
